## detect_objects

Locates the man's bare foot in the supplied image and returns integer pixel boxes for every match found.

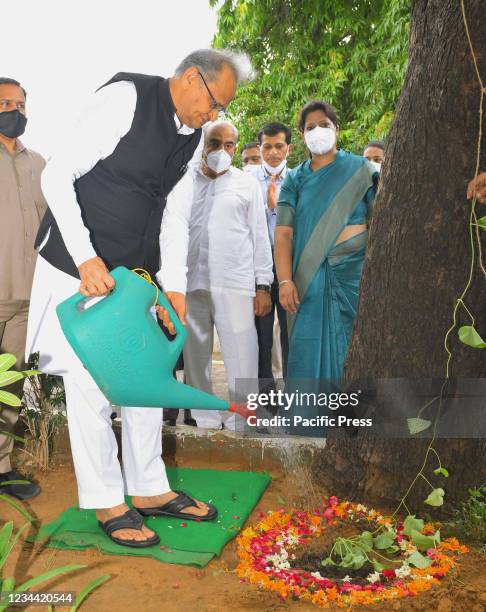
[96,503,156,542]
[132,491,210,517]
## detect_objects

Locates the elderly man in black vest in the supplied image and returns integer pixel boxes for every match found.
[27,49,252,548]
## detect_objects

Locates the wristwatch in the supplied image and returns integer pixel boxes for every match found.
[256,284,271,293]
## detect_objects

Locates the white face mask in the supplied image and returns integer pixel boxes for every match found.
[243,164,261,176]
[368,161,381,172]
[262,158,287,176]
[304,127,336,155]
[205,149,232,174]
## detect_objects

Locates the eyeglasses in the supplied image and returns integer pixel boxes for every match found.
[198,71,226,116]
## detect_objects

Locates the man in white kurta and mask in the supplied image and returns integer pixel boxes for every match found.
[26,50,252,548]
[159,120,273,430]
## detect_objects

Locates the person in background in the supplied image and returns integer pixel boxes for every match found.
[275,100,378,383]
[160,120,273,430]
[467,172,486,204]
[254,122,291,392]
[241,141,262,172]
[0,77,43,500]
[27,49,250,547]
[363,140,385,172]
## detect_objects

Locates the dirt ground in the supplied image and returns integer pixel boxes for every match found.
[3,443,486,612]
[3,363,486,611]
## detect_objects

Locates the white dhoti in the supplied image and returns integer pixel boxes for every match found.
[26,256,170,508]
[183,289,259,430]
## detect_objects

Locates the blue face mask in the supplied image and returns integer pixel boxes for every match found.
[0,109,27,138]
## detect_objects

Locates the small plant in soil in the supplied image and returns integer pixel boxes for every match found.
[444,484,486,546]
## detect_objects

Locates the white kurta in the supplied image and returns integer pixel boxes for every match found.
[26,78,201,508]
[161,164,273,429]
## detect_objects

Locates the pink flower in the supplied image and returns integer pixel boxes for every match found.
[328,496,339,506]
[180,522,187,527]
[323,508,335,522]
[426,548,439,559]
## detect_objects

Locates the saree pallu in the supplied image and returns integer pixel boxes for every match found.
[286,230,367,381]
[276,152,377,435]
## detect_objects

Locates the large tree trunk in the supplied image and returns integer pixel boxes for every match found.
[318,0,486,509]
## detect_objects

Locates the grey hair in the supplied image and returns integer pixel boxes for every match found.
[203,120,239,142]
[175,48,254,85]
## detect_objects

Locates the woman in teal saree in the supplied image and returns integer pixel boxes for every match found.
[275,101,378,385]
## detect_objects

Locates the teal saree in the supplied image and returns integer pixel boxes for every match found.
[277,150,378,382]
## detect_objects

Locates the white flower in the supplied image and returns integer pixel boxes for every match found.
[356,504,368,513]
[310,571,323,580]
[342,575,352,583]
[424,574,434,580]
[284,533,300,546]
[367,572,381,583]
[395,565,412,578]
[266,551,291,570]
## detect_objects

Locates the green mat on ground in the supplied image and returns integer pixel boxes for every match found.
[31,468,271,567]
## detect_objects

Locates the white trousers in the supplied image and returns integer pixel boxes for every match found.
[27,257,170,508]
[184,290,259,429]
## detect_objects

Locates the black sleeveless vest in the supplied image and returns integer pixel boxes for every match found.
[35,73,201,278]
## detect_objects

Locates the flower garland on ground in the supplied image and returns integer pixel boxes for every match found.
[235,497,468,608]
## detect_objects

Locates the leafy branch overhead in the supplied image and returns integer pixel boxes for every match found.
[210,0,410,164]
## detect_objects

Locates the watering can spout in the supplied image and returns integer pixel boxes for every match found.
[56,267,252,419]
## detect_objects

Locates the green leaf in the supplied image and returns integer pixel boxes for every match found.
[0,522,14,556]
[334,539,348,557]
[0,390,21,407]
[407,551,433,568]
[69,574,111,611]
[477,216,486,229]
[403,515,425,537]
[0,371,24,387]
[355,531,374,552]
[340,549,367,570]
[424,488,445,507]
[13,564,85,594]
[433,467,449,478]
[0,577,15,612]
[0,523,28,572]
[0,495,35,523]
[410,529,440,552]
[21,370,41,377]
[458,326,486,349]
[0,431,24,443]
[374,530,396,550]
[407,417,432,434]
[321,556,336,567]
[0,354,16,373]
[372,559,385,572]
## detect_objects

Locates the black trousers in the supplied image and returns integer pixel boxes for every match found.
[255,281,289,392]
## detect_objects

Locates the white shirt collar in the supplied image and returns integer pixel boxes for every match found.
[173,113,195,135]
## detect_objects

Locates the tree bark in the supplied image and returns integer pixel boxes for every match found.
[317,0,486,509]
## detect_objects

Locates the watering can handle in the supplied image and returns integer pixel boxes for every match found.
[156,291,187,358]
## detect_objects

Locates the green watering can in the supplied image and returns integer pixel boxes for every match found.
[56,266,247,415]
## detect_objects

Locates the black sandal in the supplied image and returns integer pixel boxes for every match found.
[134,490,218,522]
[98,508,160,548]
